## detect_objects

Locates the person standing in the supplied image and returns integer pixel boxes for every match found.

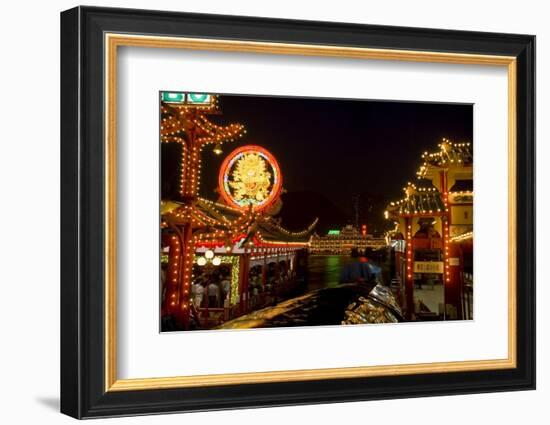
[207,281,221,308]
[221,275,231,301]
[192,280,205,307]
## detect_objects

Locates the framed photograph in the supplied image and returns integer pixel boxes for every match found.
[60,6,535,419]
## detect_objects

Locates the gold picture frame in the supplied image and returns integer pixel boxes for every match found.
[105,33,517,392]
[61,6,534,419]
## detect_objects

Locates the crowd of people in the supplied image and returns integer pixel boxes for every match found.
[191,264,232,308]
[247,262,294,299]
[190,260,295,310]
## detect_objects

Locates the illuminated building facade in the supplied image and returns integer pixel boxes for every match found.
[386,139,473,321]
[309,225,387,254]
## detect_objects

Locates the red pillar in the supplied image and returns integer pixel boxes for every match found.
[262,251,267,289]
[238,254,250,314]
[178,223,193,329]
[163,233,182,317]
[446,242,463,319]
[275,249,280,282]
[244,254,250,312]
[440,171,454,320]
[405,218,414,321]
[394,250,406,310]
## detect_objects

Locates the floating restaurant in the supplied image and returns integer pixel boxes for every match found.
[310,225,386,254]
[385,140,473,321]
[159,93,316,331]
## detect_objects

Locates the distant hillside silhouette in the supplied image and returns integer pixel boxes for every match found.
[276,191,350,235]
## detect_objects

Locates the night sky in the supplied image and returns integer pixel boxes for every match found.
[162,94,473,235]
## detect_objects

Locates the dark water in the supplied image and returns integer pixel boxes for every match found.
[305,255,357,292]
[217,255,399,329]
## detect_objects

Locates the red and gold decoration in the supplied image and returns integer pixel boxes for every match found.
[160,92,246,197]
[160,92,316,330]
[386,137,473,321]
[218,145,282,212]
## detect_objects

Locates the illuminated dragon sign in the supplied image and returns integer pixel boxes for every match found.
[218,145,282,211]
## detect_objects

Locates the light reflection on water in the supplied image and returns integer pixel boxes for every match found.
[305,255,358,292]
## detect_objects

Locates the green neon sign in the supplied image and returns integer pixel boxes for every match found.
[161,92,185,103]
[188,93,210,104]
[327,230,340,235]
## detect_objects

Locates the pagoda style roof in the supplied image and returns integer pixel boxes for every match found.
[256,216,318,244]
[161,197,317,246]
[160,96,246,147]
[386,183,446,217]
[416,139,472,179]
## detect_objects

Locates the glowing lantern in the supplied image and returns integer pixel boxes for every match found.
[213,143,223,155]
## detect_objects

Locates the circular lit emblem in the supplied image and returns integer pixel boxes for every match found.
[218,145,282,211]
